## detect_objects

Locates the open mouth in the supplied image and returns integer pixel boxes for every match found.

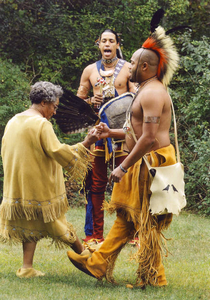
[104,49,112,54]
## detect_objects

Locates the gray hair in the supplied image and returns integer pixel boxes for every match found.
[30,81,63,104]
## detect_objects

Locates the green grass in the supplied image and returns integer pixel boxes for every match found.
[0,208,210,300]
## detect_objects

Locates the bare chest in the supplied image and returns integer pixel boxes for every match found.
[130,98,143,125]
[90,65,128,94]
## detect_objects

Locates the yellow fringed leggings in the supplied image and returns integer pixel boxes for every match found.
[85,213,167,286]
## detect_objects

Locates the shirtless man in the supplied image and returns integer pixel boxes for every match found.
[108,48,172,181]
[77,29,134,107]
[77,29,135,243]
[67,26,179,287]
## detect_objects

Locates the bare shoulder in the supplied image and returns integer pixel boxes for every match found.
[139,82,168,108]
[117,60,130,78]
[142,82,167,98]
[123,60,130,66]
[122,60,130,70]
[82,62,97,75]
[79,62,98,87]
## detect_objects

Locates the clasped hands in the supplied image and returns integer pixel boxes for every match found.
[87,122,127,184]
[84,122,109,146]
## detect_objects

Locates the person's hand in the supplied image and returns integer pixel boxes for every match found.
[91,93,103,108]
[95,122,110,139]
[108,166,126,184]
[82,127,100,148]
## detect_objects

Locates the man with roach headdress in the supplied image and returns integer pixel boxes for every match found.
[77,29,135,244]
[67,10,181,288]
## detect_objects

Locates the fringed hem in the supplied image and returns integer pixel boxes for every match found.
[0,221,76,249]
[131,185,173,287]
[103,201,141,229]
[103,194,173,287]
[64,143,94,192]
[103,148,175,287]
[105,244,125,284]
[0,193,69,223]
[50,222,77,249]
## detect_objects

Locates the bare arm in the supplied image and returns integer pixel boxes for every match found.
[95,122,125,140]
[77,66,92,100]
[123,62,136,93]
[77,64,103,107]
[121,123,159,169]
[128,80,136,93]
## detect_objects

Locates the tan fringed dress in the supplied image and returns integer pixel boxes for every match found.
[0,115,92,247]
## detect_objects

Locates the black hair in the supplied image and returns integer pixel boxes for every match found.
[100,29,120,44]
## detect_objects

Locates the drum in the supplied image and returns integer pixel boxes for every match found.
[98,92,134,129]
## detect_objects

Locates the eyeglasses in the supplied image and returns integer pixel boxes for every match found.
[44,101,59,111]
[52,103,58,111]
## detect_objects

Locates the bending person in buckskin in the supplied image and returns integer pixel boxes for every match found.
[0,81,100,278]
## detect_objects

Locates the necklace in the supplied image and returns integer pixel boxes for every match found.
[98,61,118,100]
[137,76,158,92]
[100,59,118,77]
[100,69,115,77]
[130,76,158,109]
[102,56,118,65]
[102,59,118,69]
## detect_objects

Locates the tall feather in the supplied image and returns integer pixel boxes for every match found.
[166,25,192,35]
[150,8,165,32]
[53,89,98,133]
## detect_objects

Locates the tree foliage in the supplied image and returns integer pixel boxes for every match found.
[0,59,30,198]
[2,0,206,87]
[0,0,209,213]
[170,35,210,214]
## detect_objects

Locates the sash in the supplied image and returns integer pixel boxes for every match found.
[95,59,126,159]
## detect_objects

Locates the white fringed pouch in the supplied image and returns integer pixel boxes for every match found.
[143,96,186,216]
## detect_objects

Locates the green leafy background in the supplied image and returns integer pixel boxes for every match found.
[0,0,209,214]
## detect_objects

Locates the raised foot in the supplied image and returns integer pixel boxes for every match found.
[67,251,96,278]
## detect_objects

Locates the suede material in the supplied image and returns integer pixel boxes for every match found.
[85,146,175,285]
[0,115,92,246]
[69,145,175,285]
[86,214,134,278]
[109,144,176,226]
[157,263,167,286]
[16,268,45,278]
[70,214,167,286]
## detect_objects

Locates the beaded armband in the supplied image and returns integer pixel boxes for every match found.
[143,116,160,124]
[77,85,89,99]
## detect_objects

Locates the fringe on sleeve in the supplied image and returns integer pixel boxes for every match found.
[64,143,94,191]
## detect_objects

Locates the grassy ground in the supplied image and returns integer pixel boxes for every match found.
[0,207,209,300]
